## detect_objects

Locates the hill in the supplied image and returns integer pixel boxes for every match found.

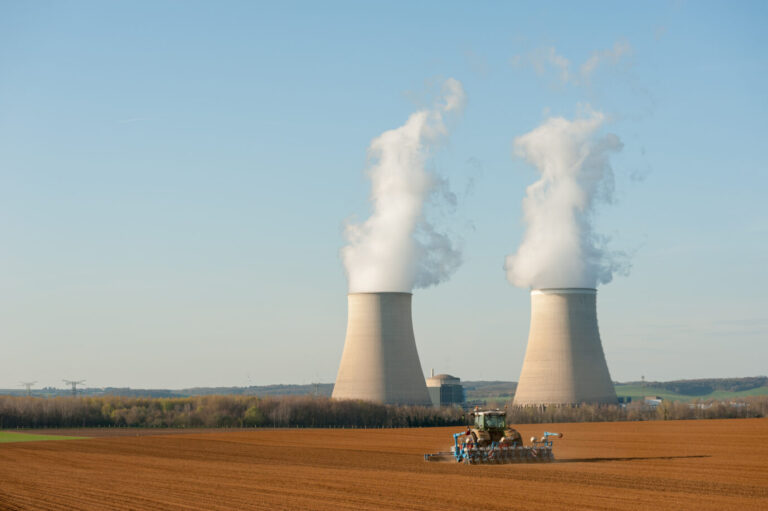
[615,377,768,402]
[2,377,766,403]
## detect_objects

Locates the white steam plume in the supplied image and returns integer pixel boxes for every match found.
[342,78,466,293]
[505,109,626,289]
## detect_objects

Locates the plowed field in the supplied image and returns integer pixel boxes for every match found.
[1,419,766,510]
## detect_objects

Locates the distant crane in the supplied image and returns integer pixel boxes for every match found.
[20,381,37,397]
[63,379,85,397]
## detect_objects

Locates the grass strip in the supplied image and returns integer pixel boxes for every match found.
[0,431,88,443]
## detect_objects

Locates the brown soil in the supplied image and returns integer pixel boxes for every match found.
[1,419,766,510]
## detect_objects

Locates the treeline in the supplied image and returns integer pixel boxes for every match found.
[1,395,766,429]
[0,395,464,429]
[507,396,768,424]
[640,377,768,396]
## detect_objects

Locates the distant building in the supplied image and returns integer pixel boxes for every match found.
[644,396,663,407]
[426,370,464,408]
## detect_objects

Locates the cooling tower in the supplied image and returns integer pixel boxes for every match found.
[332,292,432,405]
[513,288,617,405]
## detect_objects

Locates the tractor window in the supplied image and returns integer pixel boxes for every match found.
[485,415,506,428]
[474,415,483,428]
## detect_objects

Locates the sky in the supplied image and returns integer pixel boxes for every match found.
[1,1,766,389]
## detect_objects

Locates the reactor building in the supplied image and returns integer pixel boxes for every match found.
[332,292,432,405]
[513,288,618,405]
[426,370,465,408]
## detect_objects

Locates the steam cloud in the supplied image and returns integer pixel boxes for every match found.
[342,79,466,293]
[505,109,626,289]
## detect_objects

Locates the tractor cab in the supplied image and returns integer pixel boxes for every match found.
[473,410,507,431]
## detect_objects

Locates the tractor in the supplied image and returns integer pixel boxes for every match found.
[466,409,523,447]
[424,408,563,464]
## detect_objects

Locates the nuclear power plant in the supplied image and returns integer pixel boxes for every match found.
[513,288,618,405]
[332,292,432,405]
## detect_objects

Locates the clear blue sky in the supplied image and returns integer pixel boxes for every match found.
[1,1,766,389]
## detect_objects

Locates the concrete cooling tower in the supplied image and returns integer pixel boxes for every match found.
[332,292,432,405]
[513,288,618,405]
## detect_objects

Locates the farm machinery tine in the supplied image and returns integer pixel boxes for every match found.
[424,434,559,464]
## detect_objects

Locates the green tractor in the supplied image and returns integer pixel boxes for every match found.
[467,409,523,447]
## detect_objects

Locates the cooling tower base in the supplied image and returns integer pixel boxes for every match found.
[332,292,432,406]
[513,288,617,406]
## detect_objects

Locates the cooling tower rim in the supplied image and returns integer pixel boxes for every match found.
[531,287,597,295]
[347,291,413,296]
